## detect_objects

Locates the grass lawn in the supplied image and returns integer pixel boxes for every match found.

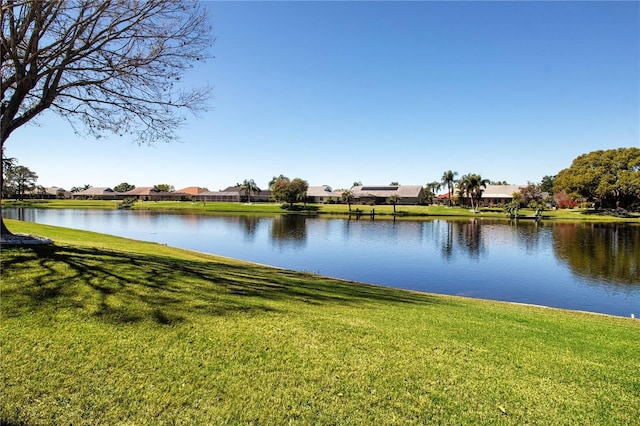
[1,220,639,424]
[4,198,640,222]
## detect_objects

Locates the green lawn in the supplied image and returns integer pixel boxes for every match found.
[3,198,640,221]
[1,220,639,425]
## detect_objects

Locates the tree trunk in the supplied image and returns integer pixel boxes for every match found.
[0,169,13,237]
[0,217,14,237]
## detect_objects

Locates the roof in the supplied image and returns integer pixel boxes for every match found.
[44,186,70,195]
[216,186,271,197]
[199,189,240,196]
[120,186,186,196]
[480,185,525,198]
[75,187,115,195]
[176,186,209,195]
[121,187,158,195]
[306,185,340,198]
[351,185,424,198]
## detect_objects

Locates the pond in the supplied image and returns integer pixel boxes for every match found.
[3,208,639,318]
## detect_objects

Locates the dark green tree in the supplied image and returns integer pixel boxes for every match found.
[554,148,640,209]
[70,185,91,193]
[270,176,290,202]
[153,184,175,193]
[540,175,556,194]
[4,165,38,200]
[271,176,308,206]
[1,153,17,198]
[114,182,136,193]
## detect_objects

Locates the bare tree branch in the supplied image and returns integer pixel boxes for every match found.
[1,0,214,147]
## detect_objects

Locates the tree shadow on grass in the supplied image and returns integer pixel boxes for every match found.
[1,244,448,325]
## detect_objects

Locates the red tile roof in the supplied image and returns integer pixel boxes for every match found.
[176,186,209,195]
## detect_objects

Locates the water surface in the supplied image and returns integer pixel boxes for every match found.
[4,208,639,317]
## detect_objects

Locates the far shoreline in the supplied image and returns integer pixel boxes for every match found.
[3,199,640,222]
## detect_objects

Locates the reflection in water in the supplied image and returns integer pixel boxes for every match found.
[430,219,488,261]
[512,220,542,255]
[3,208,639,316]
[270,215,307,249]
[552,222,640,287]
[236,215,263,242]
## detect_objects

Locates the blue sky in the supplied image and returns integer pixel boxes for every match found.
[5,1,639,192]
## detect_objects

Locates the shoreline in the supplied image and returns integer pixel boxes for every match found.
[3,218,637,320]
[3,199,640,222]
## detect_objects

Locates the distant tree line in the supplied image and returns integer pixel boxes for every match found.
[3,148,638,211]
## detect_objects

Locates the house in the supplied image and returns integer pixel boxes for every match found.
[478,185,524,207]
[74,187,119,200]
[351,185,426,205]
[195,187,241,203]
[306,185,341,203]
[174,186,210,201]
[194,186,272,203]
[120,186,188,201]
[27,186,72,199]
[434,193,452,205]
[176,187,209,196]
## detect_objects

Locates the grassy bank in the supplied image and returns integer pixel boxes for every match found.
[1,220,638,425]
[4,198,640,221]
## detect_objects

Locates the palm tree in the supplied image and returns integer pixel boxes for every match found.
[505,200,520,218]
[441,170,458,207]
[459,173,489,211]
[426,181,442,204]
[457,174,471,208]
[341,189,355,211]
[388,194,401,213]
[471,174,489,210]
[239,179,260,203]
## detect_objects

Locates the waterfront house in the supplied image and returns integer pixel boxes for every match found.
[74,187,118,200]
[27,186,72,199]
[351,185,426,205]
[306,186,342,203]
[194,186,272,203]
[120,187,188,201]
[176,187,209,197]
[478,185,524,207]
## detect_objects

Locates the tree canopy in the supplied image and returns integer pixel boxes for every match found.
[270,176,308,206]
[113,182,135,193]
[2,162,37,199]
[457,173,489,210]
[238,179,260,203]
[540,175,555,194]
[153,184,174,193]
[441,170,458,207]
[554,148,640,209]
